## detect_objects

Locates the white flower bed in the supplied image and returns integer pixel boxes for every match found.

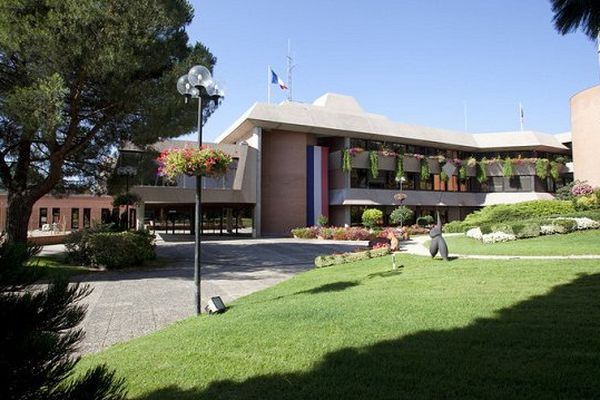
[481,231,516,244]
[466,227,482,240]
[540,224,558,235]
[568,217,600,230]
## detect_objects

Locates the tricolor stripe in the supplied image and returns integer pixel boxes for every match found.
[307,146,329,226]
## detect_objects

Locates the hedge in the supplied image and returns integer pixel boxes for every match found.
[314,247,390,268]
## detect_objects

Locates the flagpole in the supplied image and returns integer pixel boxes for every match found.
[267,65,271,104]
[519,102,524,131]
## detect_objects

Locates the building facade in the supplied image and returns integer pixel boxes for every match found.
[214,93,573,236]
[0,194,114,233]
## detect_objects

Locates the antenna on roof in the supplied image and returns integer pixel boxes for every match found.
[519,102,524,131]
[287,39,296,102]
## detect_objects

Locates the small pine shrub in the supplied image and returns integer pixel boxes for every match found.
[552,219,577,233]
[491,223,514,234]
[511,222,541,238]
[479,224,493,235]
[443,220,465,233]
[416,215,434,227]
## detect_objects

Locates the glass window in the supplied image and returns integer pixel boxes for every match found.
[39,208,48,228]
[351,169,368,189]
[52,208,60,224]
[71,208,79,230]
[101,208,111,223]
[83,208,91,228]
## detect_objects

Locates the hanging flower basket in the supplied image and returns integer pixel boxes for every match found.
[157,146,233,180]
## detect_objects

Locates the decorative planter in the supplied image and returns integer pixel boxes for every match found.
[350,151,369,168]
[378,155,396,171]
[403,156,420,172]
[427,159,440,174]
[485,162,503,177]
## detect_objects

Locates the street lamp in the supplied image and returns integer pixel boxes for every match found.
[177,65,224,315]
[395,175,406,193]
[117,165,137,230]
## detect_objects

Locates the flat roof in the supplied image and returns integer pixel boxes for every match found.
[216,93,569,152]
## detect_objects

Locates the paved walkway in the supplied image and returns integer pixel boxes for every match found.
[42,237,366,354]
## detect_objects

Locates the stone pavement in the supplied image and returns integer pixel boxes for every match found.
[42,237,366,354]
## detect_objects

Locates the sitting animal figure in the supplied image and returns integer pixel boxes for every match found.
[386,230,400,251]
[429,212,449,260]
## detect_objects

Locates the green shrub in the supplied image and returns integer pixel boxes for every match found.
[64,223,116,265]
[479,224,493,235]
[87,231,155,269]
[511,222,541,239]
[490,223,514,234]
[552,219,576,234]
[555,182,575,200]
[291,227,318,239]
[390,206,414,226]
[314,247,390,268]
[443,220,465,233]
[362,208,383,229]
[463,200,575,227]
[574,195,598,211]
[416,215,434,227]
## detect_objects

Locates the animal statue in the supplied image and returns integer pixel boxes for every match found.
[429,212,449,260]
[386,230,400,251]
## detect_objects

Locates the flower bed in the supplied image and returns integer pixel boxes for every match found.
[291,226,410,242]
[465,217,600,244]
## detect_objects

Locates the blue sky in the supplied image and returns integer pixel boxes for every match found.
[183,0,598,142]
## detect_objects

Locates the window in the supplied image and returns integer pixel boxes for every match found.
[52,208,60,224]
[39,208,48,228]
[83,208,91,228]
[71,208,79,230]
[101,208,111,223]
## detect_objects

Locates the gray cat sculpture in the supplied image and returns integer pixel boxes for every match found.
[429,212,449,260]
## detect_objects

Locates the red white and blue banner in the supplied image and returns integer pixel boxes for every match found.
[306,146,329,226]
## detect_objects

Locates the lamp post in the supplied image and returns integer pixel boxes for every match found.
[117,165,137,230]
[177,65,224,315]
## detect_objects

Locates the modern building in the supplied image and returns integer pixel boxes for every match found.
[7,84,597,239]
[570,85,600,187]
[130,92,576,237]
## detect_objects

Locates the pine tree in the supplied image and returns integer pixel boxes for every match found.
[0,240,126,399]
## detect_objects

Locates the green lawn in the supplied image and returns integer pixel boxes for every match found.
[79,254,600,399]
[29,255,94,279]
[443,229,600,256]
[29,255,171,280]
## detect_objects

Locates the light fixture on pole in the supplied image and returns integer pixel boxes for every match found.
[177,65,224,315]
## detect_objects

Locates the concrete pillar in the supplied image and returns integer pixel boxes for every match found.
[252,127,262,238]
[226,208,233,233]
[136,202,145,230]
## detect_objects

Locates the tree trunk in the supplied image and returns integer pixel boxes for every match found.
[6,193,34,244]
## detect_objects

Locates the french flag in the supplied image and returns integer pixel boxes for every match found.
[270,68,288,90]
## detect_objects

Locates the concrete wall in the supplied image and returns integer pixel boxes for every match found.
[261,130,317,235]
[571,85,600,187]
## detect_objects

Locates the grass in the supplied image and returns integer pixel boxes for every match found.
[29,254,171,280]
[29,254,94,279]
[442,229,600,256]
[78,254,600,399]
